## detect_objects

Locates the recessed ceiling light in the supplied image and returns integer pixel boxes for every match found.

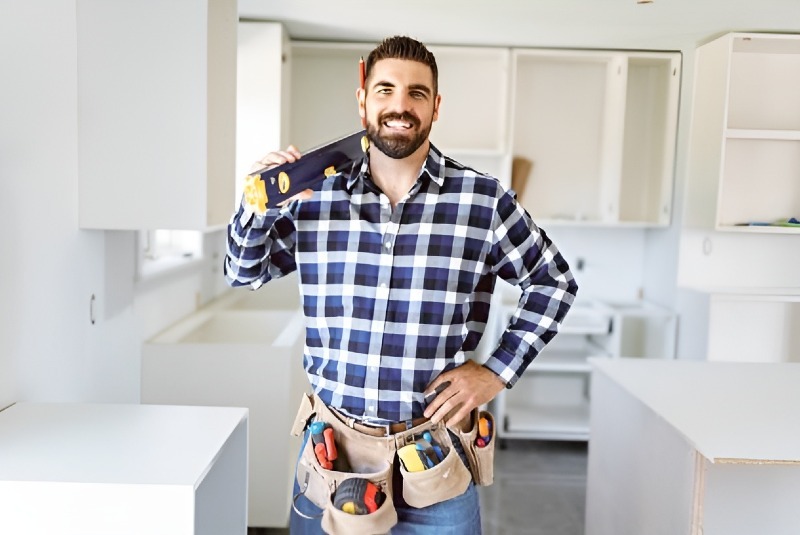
[637,0,654,4]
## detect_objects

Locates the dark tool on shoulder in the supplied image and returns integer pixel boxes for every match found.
[246,130,369,211]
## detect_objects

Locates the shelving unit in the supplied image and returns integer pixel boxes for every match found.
[679,33,800,365]
[492,298,676,442]
[684,33,800,233]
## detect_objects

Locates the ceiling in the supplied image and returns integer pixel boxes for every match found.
[240,0,800,51]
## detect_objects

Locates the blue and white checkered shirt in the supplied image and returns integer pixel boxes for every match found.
[225,144,578,423]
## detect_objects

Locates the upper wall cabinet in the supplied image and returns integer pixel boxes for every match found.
[77,0,237,230]
[684,33,800,234]
[510,50,681,227]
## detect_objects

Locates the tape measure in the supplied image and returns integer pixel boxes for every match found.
[333,478,385,515]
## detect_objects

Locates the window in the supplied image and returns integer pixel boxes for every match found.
[137,229,203,279]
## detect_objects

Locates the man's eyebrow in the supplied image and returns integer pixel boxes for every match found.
[408,84,432,95]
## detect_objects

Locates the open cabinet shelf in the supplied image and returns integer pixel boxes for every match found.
[686,32,800,233]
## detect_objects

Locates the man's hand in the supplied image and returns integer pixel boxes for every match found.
[250,145,313,206]
[422,360,505,427]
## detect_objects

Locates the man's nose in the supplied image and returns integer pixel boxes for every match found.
[387,92,413,113]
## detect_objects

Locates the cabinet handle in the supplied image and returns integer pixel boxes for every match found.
[89,294,96,325]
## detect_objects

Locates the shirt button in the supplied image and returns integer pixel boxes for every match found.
[380,283,387,288]
[385,242,391,249]
[369,406,375,411]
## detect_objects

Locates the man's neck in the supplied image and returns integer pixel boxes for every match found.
[368,141,430,208]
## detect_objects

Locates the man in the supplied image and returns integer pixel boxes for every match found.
[225,35,577,534]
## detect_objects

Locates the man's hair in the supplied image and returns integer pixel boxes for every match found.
[366,36,438,94]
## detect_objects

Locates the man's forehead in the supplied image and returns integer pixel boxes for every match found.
[369,58,434,86]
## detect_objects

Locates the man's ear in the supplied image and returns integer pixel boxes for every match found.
[356,87,366,127]
[433,93,442,123]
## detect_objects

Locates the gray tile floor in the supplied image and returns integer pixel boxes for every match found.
[248,439,588,535]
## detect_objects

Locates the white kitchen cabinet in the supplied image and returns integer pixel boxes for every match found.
[509,49,680,226]
[684,32,800,233]
[678,33,800,357]
[492,298,676,442]
[77,0,237,230]
[0,403,247,535]
[141,282,307,529]
[586,358,800,535]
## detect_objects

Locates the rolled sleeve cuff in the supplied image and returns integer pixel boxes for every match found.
[483,346,527,388]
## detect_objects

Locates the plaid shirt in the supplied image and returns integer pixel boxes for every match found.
[225,144,577,423]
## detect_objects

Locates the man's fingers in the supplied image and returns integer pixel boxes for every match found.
[249,146,303,173]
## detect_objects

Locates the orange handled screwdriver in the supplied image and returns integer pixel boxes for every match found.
[323,427,338,461]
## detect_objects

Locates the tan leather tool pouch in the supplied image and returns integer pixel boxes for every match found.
[397,422,473,508]
[292,394,398,535]
[454,408,496,486]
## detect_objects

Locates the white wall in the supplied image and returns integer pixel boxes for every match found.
[0,1,231,408]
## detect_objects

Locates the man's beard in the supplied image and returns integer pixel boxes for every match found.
[366,111,431,160]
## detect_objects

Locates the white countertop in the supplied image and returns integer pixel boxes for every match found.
[0,403,248,486]
[590,358,800,464]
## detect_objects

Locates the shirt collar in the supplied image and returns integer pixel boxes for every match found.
[346,142,447,193]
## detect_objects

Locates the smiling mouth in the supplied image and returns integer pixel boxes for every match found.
[380,113,418,131]
[383,119,412,130]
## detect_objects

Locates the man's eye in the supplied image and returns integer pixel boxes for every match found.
[411,91,426,99]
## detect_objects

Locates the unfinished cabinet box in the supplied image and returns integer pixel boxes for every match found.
[510,50,680,226]
[142,289,306,528]
[492,298,676,441]
[77,0,237,230]
[684,33,800,233]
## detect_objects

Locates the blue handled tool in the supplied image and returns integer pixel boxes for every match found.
[422,431,444,462]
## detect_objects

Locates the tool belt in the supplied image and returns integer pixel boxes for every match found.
[290,393,496,535]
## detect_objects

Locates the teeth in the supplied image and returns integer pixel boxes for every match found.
[385,120,410,128]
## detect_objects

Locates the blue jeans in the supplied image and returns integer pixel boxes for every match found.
[289,430,482,534]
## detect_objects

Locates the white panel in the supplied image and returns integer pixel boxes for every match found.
[586,368,696,535]
[708,295,800,363]
[702,461,800,535]
[195,418,248,535]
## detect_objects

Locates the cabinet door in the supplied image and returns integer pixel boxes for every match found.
[77,0,237,230]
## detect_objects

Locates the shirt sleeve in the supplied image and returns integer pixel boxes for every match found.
[223,197,299,290]
[483,188,579,388]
